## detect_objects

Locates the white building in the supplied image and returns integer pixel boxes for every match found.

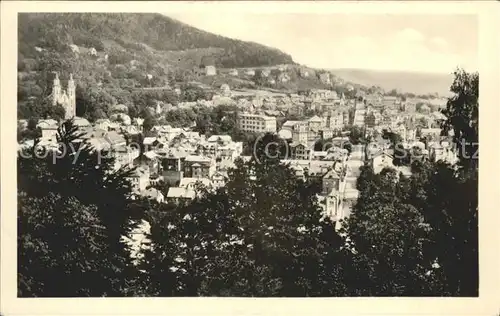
[205,65,216,76]
[428,141,459,164]
[37,119,59,141]
[309,89,337,101]
[237,113,277,133]
[325,111,344,130]
[370,151,395,174]
[245,69,256,76]
[166,187,196,204]
[353,108,366,127]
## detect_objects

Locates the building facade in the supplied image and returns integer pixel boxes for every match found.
[205,65,216,76]
[291,122,308,144]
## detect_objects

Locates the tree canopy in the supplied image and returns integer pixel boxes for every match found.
[441,69,478,170]
[140,135,348,296]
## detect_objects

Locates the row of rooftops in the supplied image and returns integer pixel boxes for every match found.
[35,117,91,129]
[164,159,349,201]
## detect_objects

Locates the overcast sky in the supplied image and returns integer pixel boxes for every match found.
[168,13,478,74]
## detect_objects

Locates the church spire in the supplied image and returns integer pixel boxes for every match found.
[67,73,76,119]
[52,72,61,106]
[68,73,75,90]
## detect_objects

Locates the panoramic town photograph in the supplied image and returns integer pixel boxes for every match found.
[15,11,478,297]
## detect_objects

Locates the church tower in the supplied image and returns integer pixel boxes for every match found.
[52,72,61,106]
[66,73,76,119]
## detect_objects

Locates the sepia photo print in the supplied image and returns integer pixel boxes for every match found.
[10,5,483,301]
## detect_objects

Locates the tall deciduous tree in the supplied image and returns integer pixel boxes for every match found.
[435,68,478,295]
[341,167,439,296]
[411,162,478,296]
[441,68,478,170]
[343,69,479,296]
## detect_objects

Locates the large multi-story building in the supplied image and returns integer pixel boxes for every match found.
[183,155,216,179]
[325,111,344,130]
[307,115,323,132]
[308,89,337,101]
[238,113,277,133]
[197,135,243,161]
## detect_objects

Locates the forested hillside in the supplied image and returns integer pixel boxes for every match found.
[19,13,294,68]
[17,13,295,120]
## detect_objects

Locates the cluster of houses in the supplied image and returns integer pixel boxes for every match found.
[125,129,245,204]
[276,113,346,160]
[18,65,456,231]
[197,61,354,95]
[142,118,362,223]
[228,87,347,117]
[19,114,354,224]
[19,84,454,223]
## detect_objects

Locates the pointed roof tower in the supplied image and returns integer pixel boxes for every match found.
[53,72,60,84]
[68,73,75,89]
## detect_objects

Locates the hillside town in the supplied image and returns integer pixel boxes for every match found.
[17,67,457,231]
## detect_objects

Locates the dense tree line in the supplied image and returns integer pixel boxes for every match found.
[341,159,477,295]
[18,97,66,122]
[17,69,478,297]
[17,119,42,142]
